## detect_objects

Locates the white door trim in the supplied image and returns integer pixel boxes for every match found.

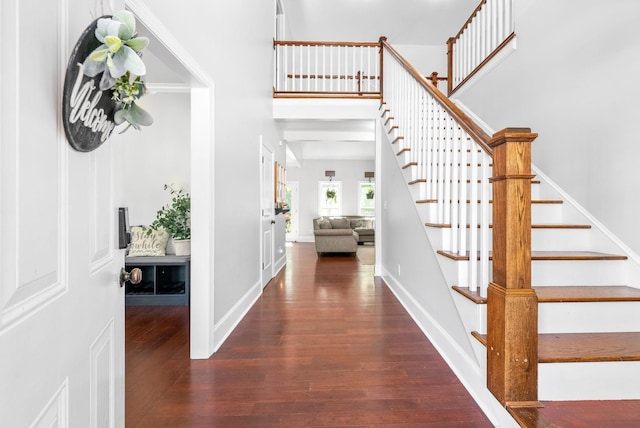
[285,181,299,242]
[260,142,274,288]
[126,0,216,359]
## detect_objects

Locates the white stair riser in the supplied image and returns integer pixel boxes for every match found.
[440,228,593,252]
[531,228,592,251]
[538,301,640,333]
[532,259,629,286]
[539,362,640,400]
[419,203,564,225]
[437,258,628,287]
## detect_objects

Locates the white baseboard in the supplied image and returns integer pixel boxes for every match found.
[381,268,518,428]
[274,253,286,276]
[213,280,262,352]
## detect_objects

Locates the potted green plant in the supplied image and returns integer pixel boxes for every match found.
[325,188,337,202]
[366,188,375,199]
[149,184,191,256]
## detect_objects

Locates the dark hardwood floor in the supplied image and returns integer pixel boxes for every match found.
[126,243,640,427]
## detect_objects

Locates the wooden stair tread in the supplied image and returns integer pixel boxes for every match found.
[427,223,590,229]
[438,250,627,261]
[507,406,558,428]
[536,285,640,302]
[472,331,640,363]
[453,285,640,304]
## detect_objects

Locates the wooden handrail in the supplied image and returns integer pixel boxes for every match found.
[380,38,492,155]
[446,0,514,96]
[274,40,381,48]
[452,0,488,42]
[449,32,515,96]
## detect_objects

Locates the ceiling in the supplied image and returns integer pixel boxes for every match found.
[278,0,479,166]
[282,119,377,167]
[280,0,479,45]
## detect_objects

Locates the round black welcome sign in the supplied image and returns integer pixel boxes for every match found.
[62,17,117,152]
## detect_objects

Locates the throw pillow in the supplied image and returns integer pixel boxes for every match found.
[319,220,332,229]
[329,217,350,229]
[351,219,365,228]
[127,226,170,257]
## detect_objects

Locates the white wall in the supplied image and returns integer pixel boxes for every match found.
[455,0,640,257]
[120,92,191,228]
[394,44,448,79]
[139,0,285,331]
[287,159,375,241]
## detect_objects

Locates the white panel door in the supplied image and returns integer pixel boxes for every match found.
[0,2,125,426]
[261,143,274,288]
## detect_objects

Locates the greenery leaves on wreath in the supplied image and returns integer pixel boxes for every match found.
[82,10,153,132]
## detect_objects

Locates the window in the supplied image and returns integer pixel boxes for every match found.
[358,181,375,216]
[318,181,342,217]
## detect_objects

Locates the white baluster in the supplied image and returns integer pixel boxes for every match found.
[436,106,445,224]
[491,0,498,51]
[426,95,435,202]
[469,137,479,290]
[474,10,480,70]
[306,44,311,92]
[336,46,342,91]
[459,133,468,258]
[419,91,426,181]
[450,122,460,254]
[505,0,513,39]
[480,153,491,297]
[497,0,505,43]
[291,45,296,91]
[443,115,452,228]
[301,44,305,91]
[314,45,318,92]
[483,4,489,62]
[344,44,349,92]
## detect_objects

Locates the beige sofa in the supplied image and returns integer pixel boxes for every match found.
[313,216,374,255]
[344,215,375,244]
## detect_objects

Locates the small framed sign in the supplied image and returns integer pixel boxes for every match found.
[62,16,117,152]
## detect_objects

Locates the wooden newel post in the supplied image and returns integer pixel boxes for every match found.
[487,128,539,407]
[446,37,455,96]
[378,36,387,101]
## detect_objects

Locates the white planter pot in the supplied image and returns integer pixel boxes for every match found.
[173,239,191,256]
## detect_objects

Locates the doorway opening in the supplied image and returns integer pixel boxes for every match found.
[124,0,215,360]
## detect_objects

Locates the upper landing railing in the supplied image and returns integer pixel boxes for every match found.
[447,0,515,95]
[273,40,382,98]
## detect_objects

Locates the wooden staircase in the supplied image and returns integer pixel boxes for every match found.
[380,100,640,425]
[378,39,640,426]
